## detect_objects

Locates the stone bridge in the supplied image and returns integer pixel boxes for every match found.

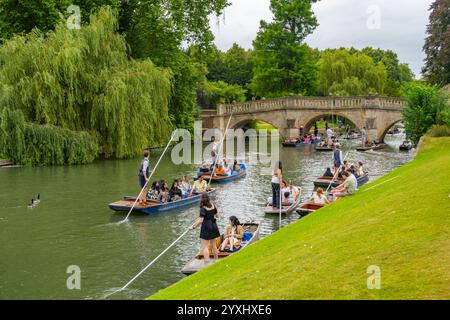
[201,96,405,142]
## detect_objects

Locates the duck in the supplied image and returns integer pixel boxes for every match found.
[27,194,40,208]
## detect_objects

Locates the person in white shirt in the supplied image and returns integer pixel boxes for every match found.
[326,128,334,140]
[310,188,329,205]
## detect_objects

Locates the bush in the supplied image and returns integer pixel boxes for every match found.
[428,125,450,137]
[0,108,98,165]
[402,82,448,144]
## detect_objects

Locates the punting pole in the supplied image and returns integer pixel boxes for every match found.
[207,113,233,187]
[121,132,177,223]
[104,223,195,299]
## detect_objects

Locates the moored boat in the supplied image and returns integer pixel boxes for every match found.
[282,141,313,148]
[313,172,369,189]
[296,202,324,217]
[108,189,216,215]
[264,196,301,214]
[181,222,260,275]
[196,163,247,183]
[315,146,333,152]
[356,143,387,152]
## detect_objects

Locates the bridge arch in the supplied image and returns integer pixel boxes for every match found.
[302,112,361,133]
[378,119,404,142]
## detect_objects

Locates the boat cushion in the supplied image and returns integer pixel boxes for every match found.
[242,231,252,242]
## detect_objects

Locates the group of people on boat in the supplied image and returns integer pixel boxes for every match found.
[190,193,246,262]
[198,159,242,177]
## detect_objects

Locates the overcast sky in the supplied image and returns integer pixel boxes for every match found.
[210,0,434,78]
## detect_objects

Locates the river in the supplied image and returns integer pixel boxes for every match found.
[0,134,413,299]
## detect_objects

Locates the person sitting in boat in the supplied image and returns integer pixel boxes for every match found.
[169,180,183,202]
[147,181,161,201]
[310,188,330,205]
[304,136,311,144]
[215,164,228,176]
[330,171,357,201]
[356,161,365,177]
[282,191,294,205]
[180,176,191,197]
[219,216,244,252]
[287,183,300,201]
[231,160,241,174]
[190,176,208,196]
[199,163,211,174]
[159,181,170,203]
[222,159,231,173]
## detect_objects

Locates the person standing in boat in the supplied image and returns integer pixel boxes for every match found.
[314,122,319,137]
[361,127,367,147]
[271,161,283,209]
[332,144,343,177]
[138,150,151,205]
[190,193,220,263]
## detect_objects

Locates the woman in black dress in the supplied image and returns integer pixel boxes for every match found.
[190,193,220,261]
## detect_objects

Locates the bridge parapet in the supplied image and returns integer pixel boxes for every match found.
[217,96,405,116]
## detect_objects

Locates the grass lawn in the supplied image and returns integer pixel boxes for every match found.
[149,136,450,300]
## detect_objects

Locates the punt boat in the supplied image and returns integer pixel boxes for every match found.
[196,163,247,183]
[296,202,324,217]
[282,141,313,148]
[315,146,334,152]
[356,143,387,152]
[313,172,369,189]
[264,196,301,214]
[181,222,261,275]
[108,189,216,215]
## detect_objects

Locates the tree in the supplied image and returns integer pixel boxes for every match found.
[0,0,120,39]
[0,7,172,159]
[402,82,449,144]
[250,0,319,98]
[362,47,415,96]
[318,49,388,96]
[423,0,450,86]
[198,81,247,108]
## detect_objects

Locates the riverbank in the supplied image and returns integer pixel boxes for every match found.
[149,136,450,300]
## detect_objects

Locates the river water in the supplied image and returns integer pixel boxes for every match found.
[0,134,412,299]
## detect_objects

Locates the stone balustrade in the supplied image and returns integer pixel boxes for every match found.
[217,96,405,116]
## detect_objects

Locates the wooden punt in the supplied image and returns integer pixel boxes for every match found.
[0,159,13,167]
[108,189,216,215]
[196,163,247,183]
[282,142,313,148]
[313,172,369,189]
[356,143,387,152]
[264,196,301,215]
[181,222,261,275]
[314,146,333,152]
[296,203,324,217]
[399,144,413,151]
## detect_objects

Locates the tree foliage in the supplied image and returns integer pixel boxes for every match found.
[402,82,450,144]
[423,0,450,86]
[0,0,120,39]
[0,7,172,159]
[361,47,415,96]
[318,49,388,96]
[198,81,247,108]
[0,108,98,165]
[250,0,319,98]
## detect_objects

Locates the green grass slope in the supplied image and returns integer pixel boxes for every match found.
[150,137,450,300]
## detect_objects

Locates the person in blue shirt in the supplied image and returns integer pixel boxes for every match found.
[138,150,151,205]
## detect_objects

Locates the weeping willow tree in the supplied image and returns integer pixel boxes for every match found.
[0,108,98,165]
[318,49,388,96]
[0,7,172,159]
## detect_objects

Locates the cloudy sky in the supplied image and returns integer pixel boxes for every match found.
[210,0,434,78]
